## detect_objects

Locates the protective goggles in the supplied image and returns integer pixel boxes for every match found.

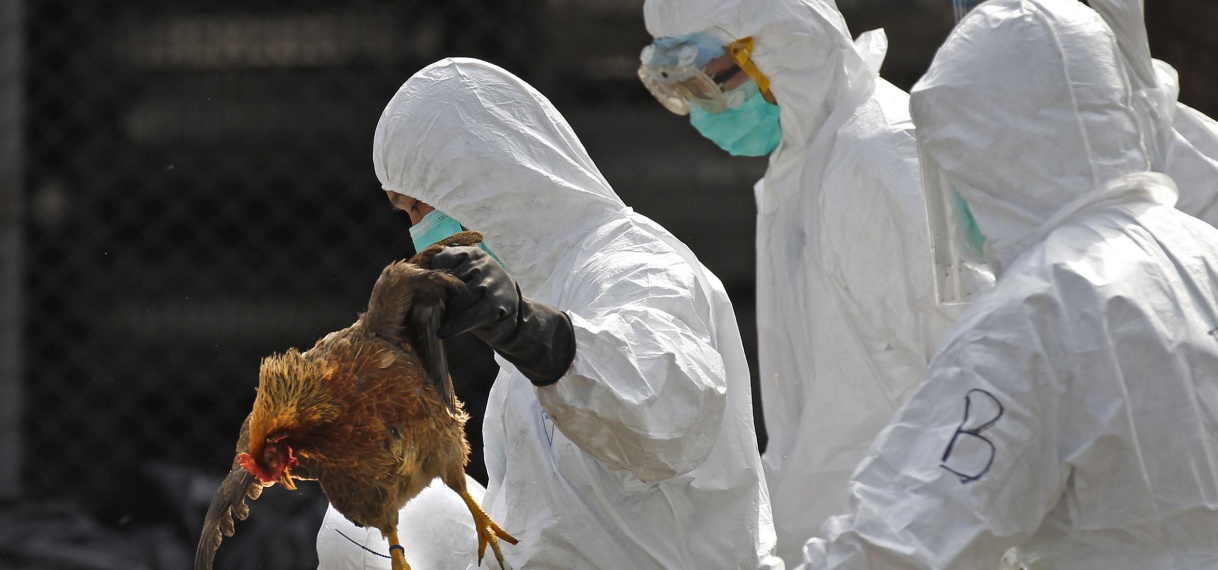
[638,32,772,116]
[919,146,995,306]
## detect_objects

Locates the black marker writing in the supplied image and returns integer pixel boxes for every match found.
[940,388,1004,484]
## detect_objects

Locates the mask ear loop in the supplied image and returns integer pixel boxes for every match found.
[727,37,771,97]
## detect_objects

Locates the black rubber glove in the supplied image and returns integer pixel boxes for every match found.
[431,246,576,386]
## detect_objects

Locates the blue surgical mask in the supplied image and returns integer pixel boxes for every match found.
[410,209,463,252]
[688,81,782,157]
[409,209,504,266]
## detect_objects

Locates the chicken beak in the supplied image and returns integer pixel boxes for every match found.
[278,469,297,491]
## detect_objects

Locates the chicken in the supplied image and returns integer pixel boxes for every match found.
[195,231,516,570]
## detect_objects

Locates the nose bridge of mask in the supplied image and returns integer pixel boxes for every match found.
[410,209,464,252]
[409,209,506,267]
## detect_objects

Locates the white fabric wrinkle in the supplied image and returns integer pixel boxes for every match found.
[1152,60,1181,115]
[1087,0,1173,169]
[547,309,726,481]
[852,29,887,77]
[1041,4,1104,194]
[817,155,925,393]
[996,173,1178,275]
[576,462,673,568]
[1164,112,1218,221]
[1082,0,1218,227]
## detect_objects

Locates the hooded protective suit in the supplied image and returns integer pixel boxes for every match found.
[643,0,961,562]
[798,1,1218,568]
[1165,100,1218,223]
[1050,0,1218,226]
[372,58,777,569]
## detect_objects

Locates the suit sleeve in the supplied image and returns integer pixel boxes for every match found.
[534,245,728,483]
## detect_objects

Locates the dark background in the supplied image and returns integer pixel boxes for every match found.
[0,0,1213,568]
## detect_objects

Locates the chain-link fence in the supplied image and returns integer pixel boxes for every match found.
[24,0,511,503]
[10,0,976,510]
[9,0,1218,567]
[12,1,767,565]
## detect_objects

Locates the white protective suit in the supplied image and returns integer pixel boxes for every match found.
[643,0,961,562]
[372,58,777,569]
[316,476,493,570]
[1074,0,1218,225]
[1166,100,1218,223]
[800,0,1218,568]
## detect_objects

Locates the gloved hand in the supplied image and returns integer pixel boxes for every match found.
[431,246,575,386]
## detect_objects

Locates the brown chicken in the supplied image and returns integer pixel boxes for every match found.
[194,231,516,570]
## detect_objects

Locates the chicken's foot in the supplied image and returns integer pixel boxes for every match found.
[387,528,411,570]
[458,488,518,568]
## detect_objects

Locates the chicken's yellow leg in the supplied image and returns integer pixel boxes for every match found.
[458,488,518,567]
[387,528,411,570]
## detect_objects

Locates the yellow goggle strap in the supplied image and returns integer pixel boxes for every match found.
[728,37,771,96]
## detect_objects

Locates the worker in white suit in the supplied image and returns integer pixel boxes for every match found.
[795,0,1218,567]
[638,0,965,562]
[1087,0,1218,225]
[374,57,777,569]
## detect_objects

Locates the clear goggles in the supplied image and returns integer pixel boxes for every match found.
[920,148,996,306]
[638,32,771,116]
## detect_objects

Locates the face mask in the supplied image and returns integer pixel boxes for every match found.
[409,209,505,266]
[410,209,463,252]
[952,191,987,257]
[688,81,782,157]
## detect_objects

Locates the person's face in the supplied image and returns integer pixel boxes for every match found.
[385,191,435,225]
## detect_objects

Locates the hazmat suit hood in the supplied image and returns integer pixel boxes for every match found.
[644,0,885,155]
[911,0,1153,273]
[373,57,627,293]
[1086,0,1176,169]
[1088,0,1218,225]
